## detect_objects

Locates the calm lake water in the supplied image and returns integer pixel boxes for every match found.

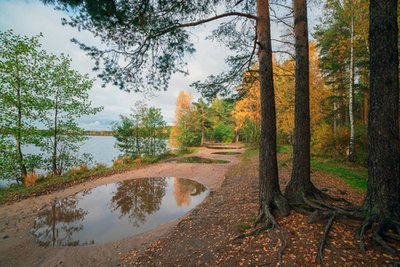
[0,136,133,188]
[77,136,120,166]
[31,177,208,246]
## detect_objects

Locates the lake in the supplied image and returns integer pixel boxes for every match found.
[0,136,139,188]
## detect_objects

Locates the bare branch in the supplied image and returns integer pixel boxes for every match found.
[271,38,295,46]
[270,2,293,10]
[248,25,258,70]
[272,50,295,60]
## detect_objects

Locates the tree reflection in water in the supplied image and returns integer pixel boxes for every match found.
[173,178,207,207]
[31,196,89,247]
[30,177,208,247]
[109,177,167,227]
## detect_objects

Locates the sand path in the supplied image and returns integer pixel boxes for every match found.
[0,146,243,267]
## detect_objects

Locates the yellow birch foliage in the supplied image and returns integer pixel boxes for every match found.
[233,42,330,143]
[169,90,193,148]
[232,74,261,133]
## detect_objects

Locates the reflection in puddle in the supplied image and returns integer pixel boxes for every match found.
[31,177,208,246]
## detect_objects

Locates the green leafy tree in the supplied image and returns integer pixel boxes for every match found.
[142,107,167,156]
[192,98,208,146]
[213,122,234,143]
[41,54,102,175]
[113,102,167,158]
[112,115,136,157]
[0,30,49,182]
[176,112,202,148]
[170,91,202,149]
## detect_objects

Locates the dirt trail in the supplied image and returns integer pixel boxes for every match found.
[0,146,243,267]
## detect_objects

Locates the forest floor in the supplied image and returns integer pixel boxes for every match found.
[121,148,400,267]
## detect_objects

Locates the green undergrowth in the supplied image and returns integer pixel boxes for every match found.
[310,158,367,189]
[242,148,259,163]
[177,156,229,164]
[278,144,367,189]
[174,147,200,155]
[0,151,181,205]
[241,144,367,190]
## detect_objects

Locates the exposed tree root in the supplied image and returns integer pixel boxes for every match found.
[358,220,372,252]
[236,204,288,265]
[316,211,336,266]
[277,229,287,265]
[358,218,400,257]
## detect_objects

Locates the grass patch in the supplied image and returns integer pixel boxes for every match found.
[277,145,291,154]
[311,158,367,189]
[211,152,241,155]
[240,144,367,190]
[242,148,259,159]
[176,156,229,164]
[0,151,184,205]
[173,147,200,155]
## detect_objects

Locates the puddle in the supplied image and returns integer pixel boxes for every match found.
[211,152,241,155]
[177,156,229,164]
[31,177,208,247]
[206,146,243,149]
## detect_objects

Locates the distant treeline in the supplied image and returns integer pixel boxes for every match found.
[0,127,171,137]
[83,130,113,136]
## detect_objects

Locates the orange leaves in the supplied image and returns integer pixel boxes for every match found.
[232,77,261,131]
[234,42,329,142]
[174,91,193,121]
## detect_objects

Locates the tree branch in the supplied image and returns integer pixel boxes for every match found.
[155,12,258,37]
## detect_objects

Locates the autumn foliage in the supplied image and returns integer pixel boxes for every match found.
[232,42,332,152]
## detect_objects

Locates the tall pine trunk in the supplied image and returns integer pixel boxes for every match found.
[285,0,319,203]
[363,0,400,220]
[257,0,289,218]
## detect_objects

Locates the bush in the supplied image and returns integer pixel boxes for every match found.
[213,122,234,143]
[311,123,350,157]
[92,163,107,172]
[112,155,135,166]
[66,164,89,176]
[23,172,38,187]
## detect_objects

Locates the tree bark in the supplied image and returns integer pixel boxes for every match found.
[339,69,345,126]
[52,91,59,175]
[285,0,319,203]
[201,107,205,146]
[348,2,356,162]
[363,0,400,220]
[15,54,27,181]
[257,0,289,218]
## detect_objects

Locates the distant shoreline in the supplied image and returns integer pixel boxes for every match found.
[83,130,113,136]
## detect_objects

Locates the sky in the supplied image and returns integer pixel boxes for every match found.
[0,0,322,130]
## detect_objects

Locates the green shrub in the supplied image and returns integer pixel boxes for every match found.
[213,122,234,143]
